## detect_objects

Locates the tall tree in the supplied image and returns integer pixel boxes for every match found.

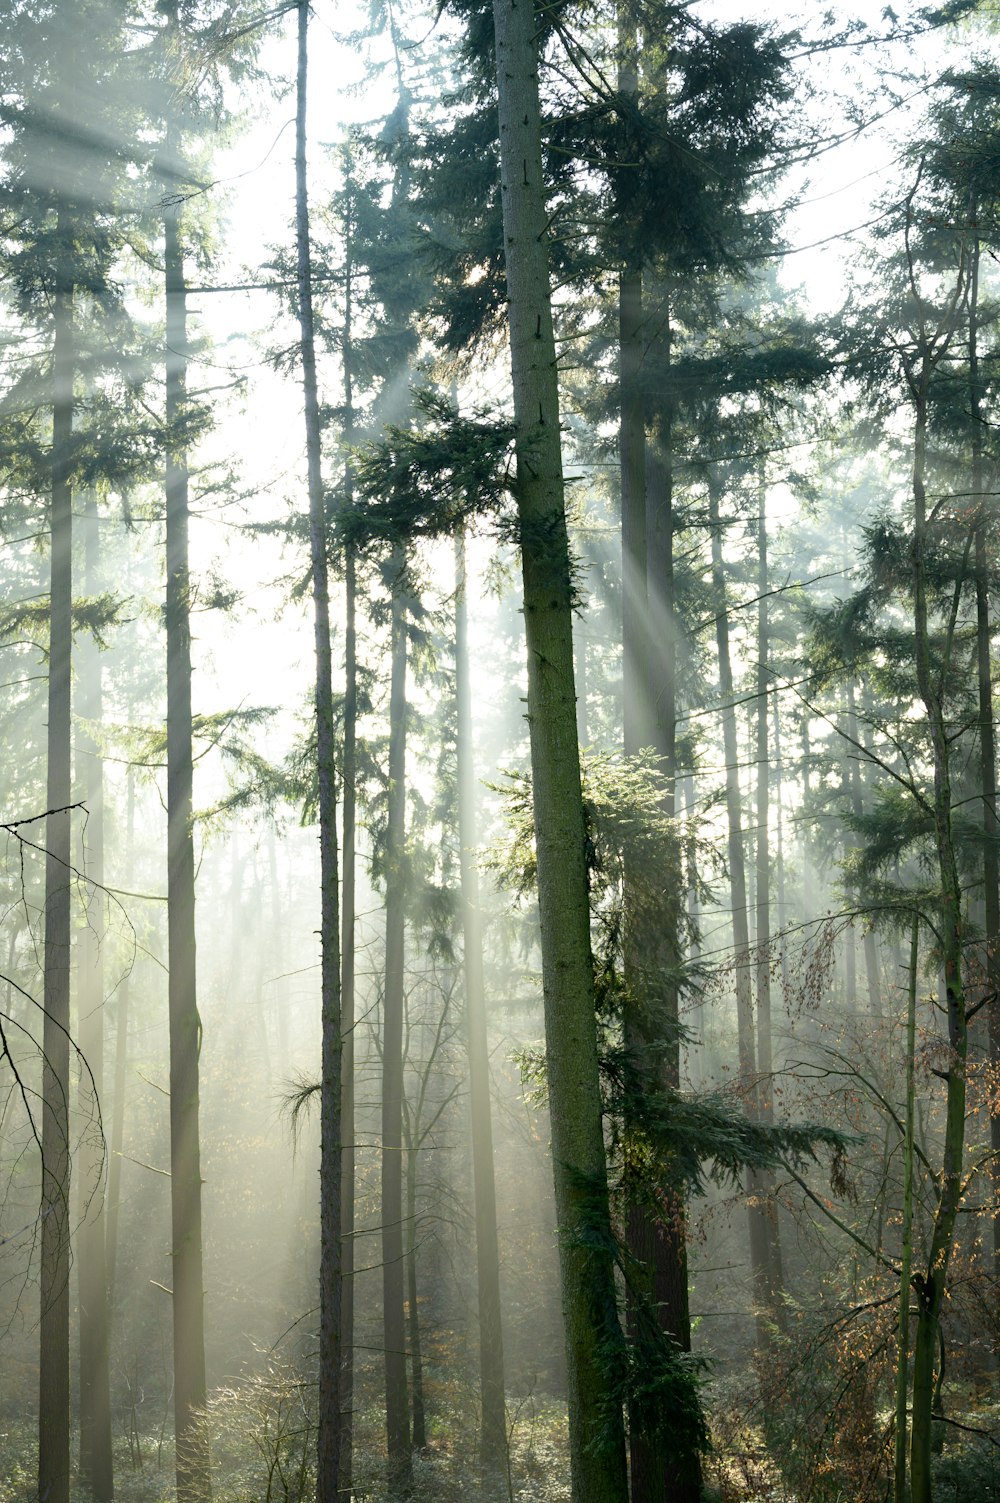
[292,4,344,1500]
[161,25,212,1493]
[39,200,74,1503]
[904,237,969,1503]
[338,180,359,1491]
[489,0,629,1496]
[77,485,113,1503]
[381,549,412,1497]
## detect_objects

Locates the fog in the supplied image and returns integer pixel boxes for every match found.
[0,2,998,1503]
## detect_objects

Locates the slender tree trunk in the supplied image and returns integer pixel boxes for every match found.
[755,487,772,1097]
[455,532,508,1482]
[106,769,134,1305]
[39,242,73,1503]
[338,170,358,1495]
[969,229,1000,1284]
[490,3,629,1496]
[78,487,114,1503]
[293,8,344,1501]
[339,545,357,1488]
[404,1128,426,1452]
[707,473,777,1349]
[754,482,786,1336]
[908,378,968,1503]
[771,698,789,997]
[846,680,881,1014]
[894,918,919,1503]
[164,140,210,1503]
[842,832,858,1011]
[382,559,412,1496]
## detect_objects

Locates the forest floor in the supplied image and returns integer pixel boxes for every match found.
[2,1380,999,1501]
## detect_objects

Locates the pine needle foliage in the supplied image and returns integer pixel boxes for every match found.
[343,389,516,554]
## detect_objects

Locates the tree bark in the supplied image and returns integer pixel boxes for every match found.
[771,697,789,998]
[77,485,114,1503]
[382,556,412,1497]
[164,142,211,1503]
[490,4,629,1497]
[293,8,344,1501]
[455,532,508,1482]
[338,554,356,1478]
[39,232,73,1503]
[893,918,918,1503]
[621,266,700,1494]
[908,374,968,1503]
[846,679,881,1015]
[753,480,786,1337]
[969,227,1000,1284]
[405,1123,426,1452]
[106,768,134,1305]
[338,170,358,1497]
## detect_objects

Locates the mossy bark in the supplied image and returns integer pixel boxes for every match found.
[491,3,628,1497]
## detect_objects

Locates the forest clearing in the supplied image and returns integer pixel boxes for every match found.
[0,1,999,1500]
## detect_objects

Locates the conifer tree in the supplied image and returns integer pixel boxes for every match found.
[292,4,344,1499]
[489,1,629,1496]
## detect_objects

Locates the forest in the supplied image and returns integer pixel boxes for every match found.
[1,0,1000,1501]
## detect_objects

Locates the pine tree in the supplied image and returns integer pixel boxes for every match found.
[489,0,629,1495]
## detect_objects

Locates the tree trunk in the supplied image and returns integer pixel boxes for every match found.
[338,169,358,1496]
[39,237,73,1503]
[382,556,412,1497]
[405,1125,426,1452]
[294,8,344,1501]
[754,481,786,1337]
[908,377,968,1503]
[621,265,700,1495]
[771,697,789,998]
[490,4,629,1497]
[106,767,134,1305]
[846,680,881,1015]
[339,544,357,1489]
[455,532,508,1483]
[164,143,211,1503]
[707,472,778,1349]
[893,918,918,1503]
[969,228,1000,1285]
[77,486,114,1503]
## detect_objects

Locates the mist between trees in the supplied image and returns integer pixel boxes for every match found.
[2,2,1000,1502]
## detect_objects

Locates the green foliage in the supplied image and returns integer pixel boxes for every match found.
[0,591,127,652]
[345,390,516,553]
